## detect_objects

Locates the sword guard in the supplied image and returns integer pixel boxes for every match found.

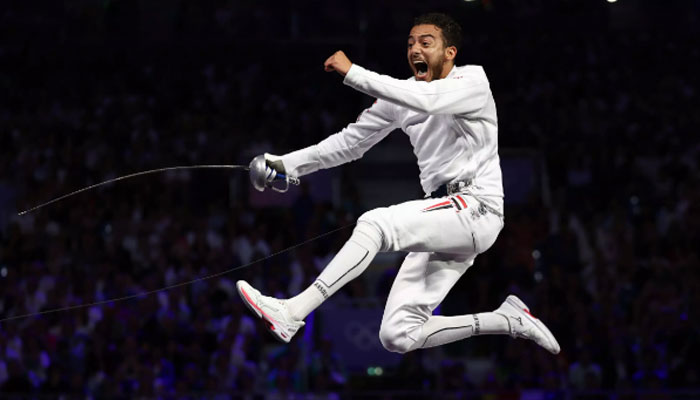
[249,155,299,193]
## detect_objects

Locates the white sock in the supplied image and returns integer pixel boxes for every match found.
[409,312,510,350]
[287,222,381,321]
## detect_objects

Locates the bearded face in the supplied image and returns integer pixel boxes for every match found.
[407,24,456,82]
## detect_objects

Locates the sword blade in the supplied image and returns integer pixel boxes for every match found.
[18,164,249,216]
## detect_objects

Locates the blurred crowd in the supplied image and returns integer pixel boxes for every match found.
[1,0,699,398]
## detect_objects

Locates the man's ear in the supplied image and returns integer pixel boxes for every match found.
[445,46,457,61]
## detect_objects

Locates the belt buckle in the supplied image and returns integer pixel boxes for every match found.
[446,182,457,195]
[447,180,471,196]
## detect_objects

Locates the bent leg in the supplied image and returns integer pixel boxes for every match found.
[290,194,502,322]
[378,252,472,352]
[379,252,510,353]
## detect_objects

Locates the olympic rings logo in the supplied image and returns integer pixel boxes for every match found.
[343,321,383,351]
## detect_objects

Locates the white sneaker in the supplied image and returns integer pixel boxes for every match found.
[495,295,561,354]
[236,280,305,343]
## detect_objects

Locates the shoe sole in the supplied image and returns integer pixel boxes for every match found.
[236,282,291,343]
[506,295,560,354]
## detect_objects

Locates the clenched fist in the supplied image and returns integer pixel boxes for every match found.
[324,50,352,76]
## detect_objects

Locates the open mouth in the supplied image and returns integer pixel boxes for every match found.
[413,61,428,78]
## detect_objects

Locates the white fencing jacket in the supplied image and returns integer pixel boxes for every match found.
[280,63,504,211]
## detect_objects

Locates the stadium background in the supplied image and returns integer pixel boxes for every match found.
[1,0,698,398]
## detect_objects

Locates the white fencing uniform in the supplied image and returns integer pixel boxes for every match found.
[280,63,505,352]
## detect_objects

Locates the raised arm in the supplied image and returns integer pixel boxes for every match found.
[343,64,490,116]
[323,50,490,116]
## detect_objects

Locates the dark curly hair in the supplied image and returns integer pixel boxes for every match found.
[413,13,463,51]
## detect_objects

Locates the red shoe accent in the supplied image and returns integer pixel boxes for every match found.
[523,308,537,319]
[240,287,280,326]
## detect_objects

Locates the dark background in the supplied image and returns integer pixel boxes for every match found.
[1,0,699,398]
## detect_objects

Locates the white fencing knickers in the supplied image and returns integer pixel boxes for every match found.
[358,193,504,353]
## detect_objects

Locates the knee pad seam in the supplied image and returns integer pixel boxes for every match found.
[354,220,386,252]
[379,322,421,354]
